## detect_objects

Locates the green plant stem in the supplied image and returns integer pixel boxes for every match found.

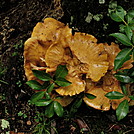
[123,20,128,26]
[116,13,127,25]
[0,80,8,84]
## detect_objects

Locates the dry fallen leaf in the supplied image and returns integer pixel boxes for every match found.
[74,118,89,132]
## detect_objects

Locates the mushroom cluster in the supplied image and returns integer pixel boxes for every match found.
[24,18,133,111]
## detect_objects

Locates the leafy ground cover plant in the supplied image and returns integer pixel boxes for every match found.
[26,65,96,118]
[26,65,71,118]
[107,5,134,120]
[26,65,97,133]
[0,62,8,85]
[33,111,58,134]
[109,5,134,70]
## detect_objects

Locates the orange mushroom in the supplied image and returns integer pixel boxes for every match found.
[24,18,72,80]
[83,86,111,111]
[54,96,74,107]
[83,71,130,110]
[104,42,133,70]
[45,42,65,72]
[102,72,130,109]
[24,18,133,111]
[67,33,109,82]
[56,74,85,96]
[102,71,118,92]
[24,37,48,81]
[32,18,72,45]
[104,42,120,70]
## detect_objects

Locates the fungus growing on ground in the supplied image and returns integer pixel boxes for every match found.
[104,42,133,70]
[31,18,72,45]
[52,95,74,107]
[67,33,109,82]
[24,37,47,81]
[83,86,111,111]
[56,74,86,96]
[83,72,130,110]
[24,18,133,109]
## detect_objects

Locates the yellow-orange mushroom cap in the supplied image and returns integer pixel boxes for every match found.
[54,96,74,107]
[67,33,109,82]
[104,42,133,70]
[45,42,65,70]
[56,74,86,96]
[32,18,72,45]
[24,37,48,81]
[83,86,110,111]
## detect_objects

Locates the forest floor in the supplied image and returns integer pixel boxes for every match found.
[0,0,134,134]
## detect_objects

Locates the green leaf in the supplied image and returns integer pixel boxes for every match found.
[85,93,96,99]
[108,1,117,9]
[110,33,133,46]
[54,65,68,79]
[132,34,134,44]
[124,25,133,40]
[116,6,126,20]
[114,74,134,83]
[127,10,134,17]
[129,95,134,100]
[30,91,45,103]
[70,98,82,115]
[110,6,126,22]
[114,48,132,70]
[133,49,134,61]
[55,96,63,99]
[18,111,24,116]
[55,77,71,87]
[105,91,124,99]
[54,101,64,117]
[32,70,52,81]
[110,12,122,22]
[119,24,126,33]
[126,14,133,24]
[129,21,134,31]
[45,102,54,118]
[47,83,55,93]
[42,81,50,89]
[26,80,43,90]
[0,80,8,85]
[116,68,134,76]
[34,99,52,106]
[45,92,51,99]
[130,70,134,77]
[120,84,128,95]
[116,100,129,121]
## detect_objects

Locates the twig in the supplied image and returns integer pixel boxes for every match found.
[123,129,134,134]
